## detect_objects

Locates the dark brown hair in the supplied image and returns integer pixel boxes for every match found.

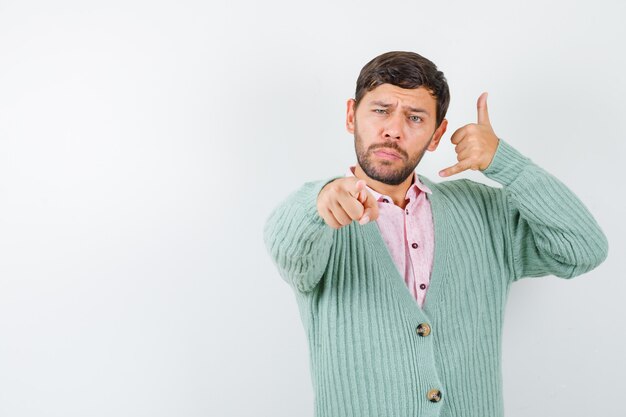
[354,51,450,127]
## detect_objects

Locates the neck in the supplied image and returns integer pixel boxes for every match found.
[353,164,414,209]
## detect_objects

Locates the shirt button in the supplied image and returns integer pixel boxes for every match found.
[416,323,431,337]
[412,242,418,249]
[427,389,442,403]
[419,283,426,290]
[405,209,409,215]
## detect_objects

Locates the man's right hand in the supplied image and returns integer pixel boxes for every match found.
[316,178,379,229]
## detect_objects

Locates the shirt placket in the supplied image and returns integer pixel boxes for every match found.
[405,193,428,307]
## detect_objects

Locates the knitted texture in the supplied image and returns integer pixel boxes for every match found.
[263,139,608,417]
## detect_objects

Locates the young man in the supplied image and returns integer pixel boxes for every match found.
[263,51,608,417]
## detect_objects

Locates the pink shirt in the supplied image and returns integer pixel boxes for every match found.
[345,166,435,308]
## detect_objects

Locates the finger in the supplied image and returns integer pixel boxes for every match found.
[358,189,368,207]
[359,190,379,224]
[477,92,490,126]
[360,205,380,224]
[337,190,366,221]
[439,161,469,177]
[350,179,366,199]
[341,180,368,220]
[449,126,468,145]
[318,202,343,229]
[358,211,371,225]
[321,208,342,229]
[455,147,474,162]
[351,180,369,206]
[356,180,367,204]
[329,202,354,227]
[454,139,472,156]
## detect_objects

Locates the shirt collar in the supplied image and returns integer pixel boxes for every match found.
[344,165,432,203]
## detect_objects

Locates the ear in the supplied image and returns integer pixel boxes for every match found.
[346,99,357,134]
[427,119,448,152]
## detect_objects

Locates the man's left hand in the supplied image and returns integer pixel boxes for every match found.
[439,92,499,177]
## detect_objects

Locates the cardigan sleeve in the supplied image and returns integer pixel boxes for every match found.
[482,139,609,281]
[263,176,343,292]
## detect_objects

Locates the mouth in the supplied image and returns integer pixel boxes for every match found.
[373,148,402,160]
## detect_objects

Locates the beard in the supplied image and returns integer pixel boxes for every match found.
[354,121,433,186]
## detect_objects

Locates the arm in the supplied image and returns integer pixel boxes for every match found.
[263,176,342,292]
[484,139,609,280]
[439,92,608,281]
[264,174,379,292]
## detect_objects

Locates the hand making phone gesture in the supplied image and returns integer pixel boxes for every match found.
[439,92,500,177]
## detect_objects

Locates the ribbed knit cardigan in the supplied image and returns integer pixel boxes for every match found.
[263,139,609,417]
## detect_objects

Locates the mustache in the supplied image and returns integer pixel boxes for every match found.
[369,143,407,159]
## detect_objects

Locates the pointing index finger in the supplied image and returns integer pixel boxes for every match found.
[359,187,379,224]
[353,179,367,202]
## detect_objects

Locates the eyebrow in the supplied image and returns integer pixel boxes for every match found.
[370,100,430,115]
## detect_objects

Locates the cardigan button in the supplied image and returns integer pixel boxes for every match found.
[416,323,431,337]
[427,388,442,402]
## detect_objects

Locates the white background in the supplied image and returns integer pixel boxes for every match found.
[0,1,624,416]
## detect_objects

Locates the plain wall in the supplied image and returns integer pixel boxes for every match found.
[0,0,624,416]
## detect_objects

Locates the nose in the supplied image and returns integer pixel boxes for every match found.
[383,112,403,140]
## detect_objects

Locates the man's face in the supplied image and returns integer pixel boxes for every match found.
[346,83,448,185]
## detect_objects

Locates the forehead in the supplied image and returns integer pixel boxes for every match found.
[362,83,437,109]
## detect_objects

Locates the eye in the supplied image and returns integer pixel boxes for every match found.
[373,108,387,114]
[409,115,422,123]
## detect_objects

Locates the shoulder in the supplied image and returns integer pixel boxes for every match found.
[418,175,510,229]
[419,175,503,203]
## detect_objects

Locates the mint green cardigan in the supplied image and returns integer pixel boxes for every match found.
[263,139,608,417]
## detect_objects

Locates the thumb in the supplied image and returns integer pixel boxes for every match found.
[477,91,490,126]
